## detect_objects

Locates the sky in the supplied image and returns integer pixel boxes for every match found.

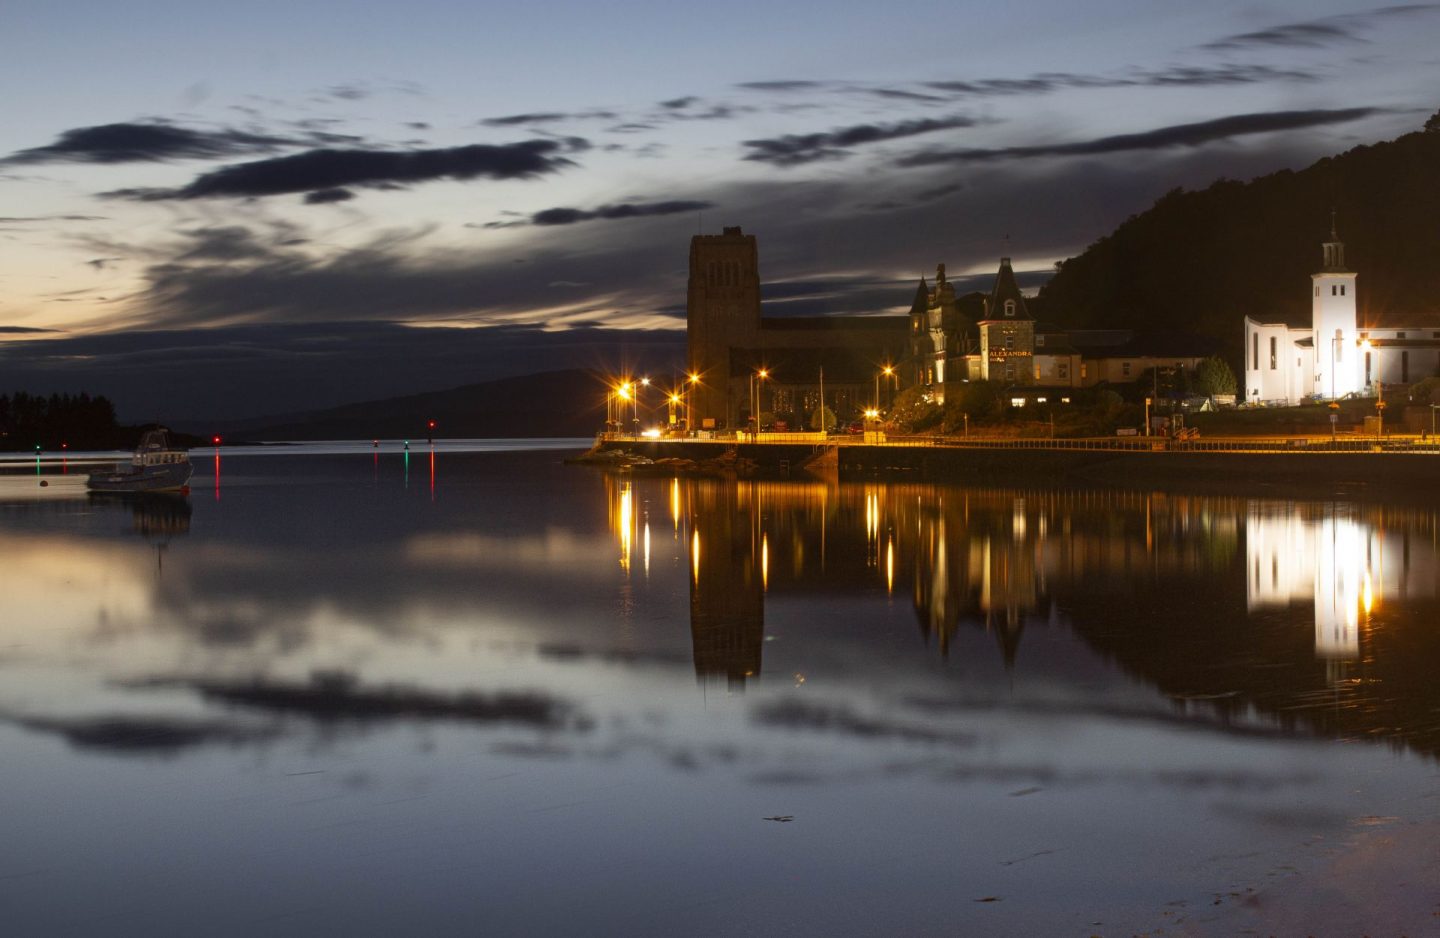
[2,0,1435,422]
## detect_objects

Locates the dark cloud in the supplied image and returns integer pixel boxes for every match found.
[744,116,977,167]
[481,111,571,126]
[923,65,1313,96]
[325,83,369,101]
[0,326,61,334]
[303,187,356,204]
[174,226,284,262]
[867,88,948,103]
[3,713,277,754]
[134,671,591,731]
[736,80,828,92]
[530,199,713,226]
[86,257,124,270]
[659,96,699,109]
[2,121,295,165]
[899,108,1381,167]
[1199,4,1440,51]
[106,139,582,200]
[0,214,108,222]
[406,121,431,130]
[481,110,618,127]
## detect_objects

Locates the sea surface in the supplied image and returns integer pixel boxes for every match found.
[1,441,1437,936]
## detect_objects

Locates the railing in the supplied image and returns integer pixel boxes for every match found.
[599,431,1440,454]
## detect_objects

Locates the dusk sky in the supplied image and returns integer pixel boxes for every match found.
[3,1,1435,421]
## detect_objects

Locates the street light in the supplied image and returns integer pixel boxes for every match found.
[875,364,895,414]
[749,368,769,441]
[686,372,698,434]
[616,382,633,438]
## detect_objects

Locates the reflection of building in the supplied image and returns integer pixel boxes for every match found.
[1245,224,1440,404]
[687,482,764,688]
[1246,504,1438,663]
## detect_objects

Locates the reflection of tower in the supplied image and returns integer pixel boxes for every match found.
[688,481,764,688]
[910,493,1039,665]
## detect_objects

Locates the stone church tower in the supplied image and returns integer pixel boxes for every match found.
[687,227,761,428]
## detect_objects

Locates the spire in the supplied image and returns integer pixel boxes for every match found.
[910,278,930,316]
[1321,211,1348,273]
[984,256,1032,321]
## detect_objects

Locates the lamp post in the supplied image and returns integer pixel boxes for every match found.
[1376,380,1385,439]
[637,377,649,435]
[617,382,632,438]
[749,368,768,441]
[1144,397,1152,436]
[686,372,698,435]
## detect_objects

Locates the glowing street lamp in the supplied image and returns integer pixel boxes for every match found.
[875,364,895,413]
[750,368,769,441]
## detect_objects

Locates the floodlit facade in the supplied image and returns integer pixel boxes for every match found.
[1244,225,1440,404]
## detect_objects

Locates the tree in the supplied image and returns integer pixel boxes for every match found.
[1426,109,1440,134]
[1194,356,1238,396]
[808,404,836,431]
[888,385,942,433]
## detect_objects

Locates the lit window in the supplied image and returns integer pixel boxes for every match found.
[1011,397,1026,407]
[1004,300,1016,317]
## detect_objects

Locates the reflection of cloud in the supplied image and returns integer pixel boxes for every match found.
[133,671,592,731]
[752,698,979,747]
[2,712,277,755]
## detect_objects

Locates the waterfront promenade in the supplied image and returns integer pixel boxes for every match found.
[594,432,1440,488]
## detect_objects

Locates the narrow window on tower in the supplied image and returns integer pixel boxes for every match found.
[1270,337,1277,370]
[1332,285,1338,296]
[1252,333,1259,370]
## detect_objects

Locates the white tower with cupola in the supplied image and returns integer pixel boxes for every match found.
[1311,217,1360,399]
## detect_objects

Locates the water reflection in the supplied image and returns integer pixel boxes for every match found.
[606,475,1440,754]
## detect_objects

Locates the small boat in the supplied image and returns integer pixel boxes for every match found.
[87,428,193,493]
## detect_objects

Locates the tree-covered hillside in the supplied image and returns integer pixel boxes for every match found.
[1037,112,1440,357]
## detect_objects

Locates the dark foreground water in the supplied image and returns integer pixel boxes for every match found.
[2,442,1438,936]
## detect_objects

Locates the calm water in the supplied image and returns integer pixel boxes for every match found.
[2,442,1438,936]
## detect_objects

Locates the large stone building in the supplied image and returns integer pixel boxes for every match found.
[1244,224,1440,405]
[686,227,910,429]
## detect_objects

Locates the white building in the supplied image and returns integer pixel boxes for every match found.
[1245,225,1440,405]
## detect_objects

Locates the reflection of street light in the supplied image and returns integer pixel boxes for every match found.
[1144,396,1152,436]
[1329,400,1340,440]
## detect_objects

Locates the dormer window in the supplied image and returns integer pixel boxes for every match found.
[1004,299,1016,317]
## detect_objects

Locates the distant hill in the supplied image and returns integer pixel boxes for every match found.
[223,369,639,441]
[1037,112,1440,357]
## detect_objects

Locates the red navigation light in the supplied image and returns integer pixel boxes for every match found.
[212,435,222,445]
[427,419,436,429]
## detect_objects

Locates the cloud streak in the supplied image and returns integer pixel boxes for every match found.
[744,116,978,166]
[899,108,1380,167]
[106,139,584,200]
[1199,4,1440,51]
[2,121,295,165]
[528,199,713,226]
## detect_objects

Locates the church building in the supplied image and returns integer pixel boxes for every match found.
[1245,224,1440,405]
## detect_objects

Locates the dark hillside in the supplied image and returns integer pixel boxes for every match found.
[229,369,634,440]
[1038,115,1440,356]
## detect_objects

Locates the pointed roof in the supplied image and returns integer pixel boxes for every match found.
[1319,210,1351,273]
[909,277,930,316]
[981,257,1033,322]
